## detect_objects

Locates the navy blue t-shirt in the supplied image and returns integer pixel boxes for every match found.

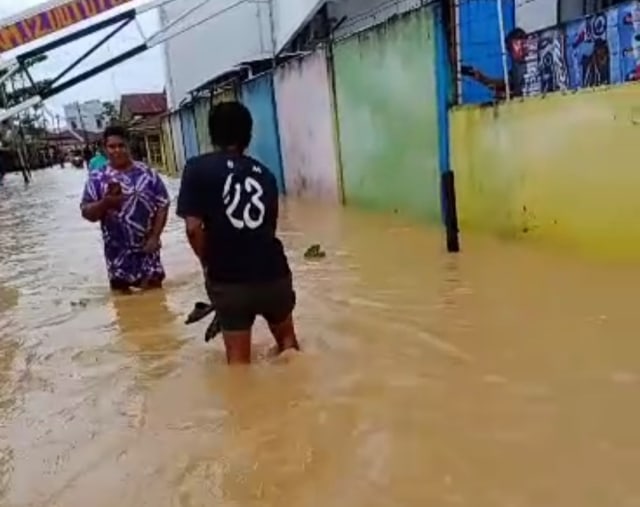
[176,152,290,284]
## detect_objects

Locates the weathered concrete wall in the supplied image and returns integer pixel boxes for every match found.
[179,106,199,162]
[160,117,178,176]
[451,83,640,260]
[332,8,441,221]
[274,49,340,202]
[169,112,185,172]
[273,0,322,51]
[330,0,422,40]
[160,0,271,107]
[193,98,212,155]
[241,73,285,193]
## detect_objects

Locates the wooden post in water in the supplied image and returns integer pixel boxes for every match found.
[441,171,460,253]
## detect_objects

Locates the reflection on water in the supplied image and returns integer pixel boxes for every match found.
[2,168,640,506]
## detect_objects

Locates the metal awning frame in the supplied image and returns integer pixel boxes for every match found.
[0,0,265,122]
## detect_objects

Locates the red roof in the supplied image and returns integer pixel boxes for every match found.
[120,92,167,116]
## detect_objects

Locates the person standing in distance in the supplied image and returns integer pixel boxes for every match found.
[88,144,108,173]
[176,101,299,365]
[80,126,170,293]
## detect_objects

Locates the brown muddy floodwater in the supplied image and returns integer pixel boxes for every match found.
[1,168,640,507]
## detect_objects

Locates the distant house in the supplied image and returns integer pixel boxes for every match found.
[63,100,104,133]
[44,129,101,151]
[118,92,168,170]
[119,93,168,123]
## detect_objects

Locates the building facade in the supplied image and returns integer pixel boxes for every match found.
[63,99,104,133]
[119,92,169,172]
[160,0,640,260]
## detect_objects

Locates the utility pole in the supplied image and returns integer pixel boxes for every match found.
[7,71,30,183]
[75,101,89,145]
[268,0,277,65]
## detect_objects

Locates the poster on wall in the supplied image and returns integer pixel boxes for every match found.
[521,28,569,95]
[522,33,541,96]
[538,27,569,92]
[564,11,615,88]
[616,1,640,81]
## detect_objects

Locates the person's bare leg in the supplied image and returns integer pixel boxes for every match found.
[110,278,132,295]
[268,314,299,354]
[222,330,252,365]
[141,277,163,291]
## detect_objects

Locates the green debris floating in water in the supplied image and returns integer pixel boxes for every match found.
[304,244,326,260]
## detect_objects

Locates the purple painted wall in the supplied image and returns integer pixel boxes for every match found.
[274,50,341,202]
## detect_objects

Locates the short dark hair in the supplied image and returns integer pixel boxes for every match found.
[208,101,253,150]
[103,125,130,142]
[506,27,527,46]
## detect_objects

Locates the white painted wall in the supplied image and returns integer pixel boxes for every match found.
[515,0,558,32]
[273,0,323,51]
[160,0,272,108]
[63,100,104,133]
[160,0,425,106]
[328,0,422,40]
[274,49,340,202]
[169,112,185,171]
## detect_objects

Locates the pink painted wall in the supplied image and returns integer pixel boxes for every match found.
[274,50,340,202]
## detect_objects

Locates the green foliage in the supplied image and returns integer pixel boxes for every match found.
[101,101,118,126]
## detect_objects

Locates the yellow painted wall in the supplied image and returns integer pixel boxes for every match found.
[451,83,640,260]
[160,117,178,176]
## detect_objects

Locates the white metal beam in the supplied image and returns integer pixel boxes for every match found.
[0,96,42,123]
[0,0,263,123]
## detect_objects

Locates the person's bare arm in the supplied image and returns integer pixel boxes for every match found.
[461,65,506,92]
[185,216,206,265]
[81,199,110,223]
[474,70,506,90]
[149,205,169,240]
[176,159,207,265]
[142,205,170,253]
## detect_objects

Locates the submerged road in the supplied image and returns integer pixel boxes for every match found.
[1,168,640,506]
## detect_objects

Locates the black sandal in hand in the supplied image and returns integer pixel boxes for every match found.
[185,302,215,324]
[185,302,222,343]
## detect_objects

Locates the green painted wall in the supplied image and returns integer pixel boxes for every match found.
[332,8,440,221]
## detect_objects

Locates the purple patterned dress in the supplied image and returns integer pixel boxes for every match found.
[81,162,170,286]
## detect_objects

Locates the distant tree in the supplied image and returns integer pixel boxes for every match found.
[101,101,119,126]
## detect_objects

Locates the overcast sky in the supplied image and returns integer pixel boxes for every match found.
[0,0,166,120]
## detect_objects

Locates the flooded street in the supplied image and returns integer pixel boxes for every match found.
[2,167,640,506]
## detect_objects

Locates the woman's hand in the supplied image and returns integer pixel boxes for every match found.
[142,235,162,254]
[102,193,125,210]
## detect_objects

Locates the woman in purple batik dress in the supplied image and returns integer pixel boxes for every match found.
[80,126,170,293]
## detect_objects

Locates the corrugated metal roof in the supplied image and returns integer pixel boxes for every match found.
[120,92,167,116]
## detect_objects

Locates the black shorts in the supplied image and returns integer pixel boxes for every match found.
[205,276,296,332]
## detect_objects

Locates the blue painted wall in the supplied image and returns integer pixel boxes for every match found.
[240,73,285,193]
[458,0,515,104]
[179,107,199,161]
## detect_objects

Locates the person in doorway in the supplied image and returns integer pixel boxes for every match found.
[461,27,528,99]
[80,125,170,293]
[176,101,299,365]
[88,144,108,173]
